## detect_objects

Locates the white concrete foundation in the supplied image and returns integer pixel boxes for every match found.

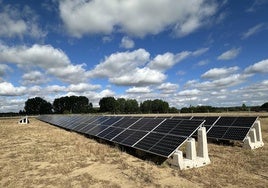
[168,127,210,170]
[18,116,29,124]
[243,120,264,149]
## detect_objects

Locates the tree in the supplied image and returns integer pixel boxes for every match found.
[140,99,169,113]
[53,96,93,114]
[125,99,139,113]
[99,97,117,113]
[260,102,268,111]
[24,97,52,115]
[140,100,152,113]
[116,98,126,113]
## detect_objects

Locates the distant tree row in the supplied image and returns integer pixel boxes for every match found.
[20,95,268,115]
[22,96,93,115]
[99,97,173,114]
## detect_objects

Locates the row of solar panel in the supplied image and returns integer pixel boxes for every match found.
[37,115,204,158]
[171,116,257,141]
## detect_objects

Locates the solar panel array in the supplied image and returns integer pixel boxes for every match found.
[170,116,258,141]
[37,115,204,158]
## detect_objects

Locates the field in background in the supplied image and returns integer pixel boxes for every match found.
[0,115,267,187]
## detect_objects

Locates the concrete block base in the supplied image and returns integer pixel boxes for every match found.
[18,116,29,124]
[243,120,264,149]
[168,127,210,170]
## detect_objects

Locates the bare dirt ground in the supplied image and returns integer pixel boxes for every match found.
[0,115,267,188]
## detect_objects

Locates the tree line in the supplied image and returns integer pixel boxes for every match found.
[18,95,268,115]
[20,96,177,115]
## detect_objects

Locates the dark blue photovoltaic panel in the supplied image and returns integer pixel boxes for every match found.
[222,127,250,141]
[134,132,165,151]
[207,116,258,141]
[101,116,122,126]
[112,117,140,128]
[153,119,181,134]
[37,115,206,158]
[148,135,186,157]
[214,117,237,127]
[129,118,164,131]
[207,126,229,139]
[169,119,204,137]
[230,117,257,128]
[88,125,108,136]
[112,130,148,147]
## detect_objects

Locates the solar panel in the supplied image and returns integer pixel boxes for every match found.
[37,115,204,158]
[112,130,148,147]
[207,116,258,141]
[129,118,165,131]
[112,117,140,128]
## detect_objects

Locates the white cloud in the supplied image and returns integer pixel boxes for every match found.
[110,67,166,86]
[217,48,241,60]
[192,47,209,56]
[0,82,26,96]
[197,59,209,66]
[177,89,201,96]
[244,59,268,74]
[126,86,152,93]
[148,51,190,71]
[120,36,135,49]
[67,83,101,92]
[0,64,12,78]
[88,48,166,86]
[201,66,239,79]
[0,44,88,84]
[45,85,67,94]
[88,48,150,78]
[0,3,46,38]
[59,0,217,37]
[242,23,266,39]
[157,82,179,94]
[21,70,49,85]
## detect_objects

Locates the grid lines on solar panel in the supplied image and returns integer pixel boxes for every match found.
[169,119,203,137]
[88,125,109,136]
[112,130,148,147]
[134,132,165,151]
[222,127,250,141]
[112,117,140,128]
[153,119,181,134]
[230,117,257,128]
[76,116,101,133]
[207,126,229,139]
[214,117,237,127]
[129,118,165,131]
[149,135,186,157]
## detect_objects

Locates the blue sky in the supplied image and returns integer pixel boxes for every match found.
[0,0,268,112]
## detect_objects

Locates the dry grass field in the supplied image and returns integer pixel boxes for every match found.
[0,115,267,187]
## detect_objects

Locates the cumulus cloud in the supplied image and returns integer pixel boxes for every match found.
[67,83,101,92]
[217,48,241,60]
[0,82,26,96]
[201,66,239,79]
[21,70,49,85]
[0,64,12,78]
[120,36,135,49]
[244,59,268,74]
[148,51,190,71]
[110,67,166,86]
[59,0,217,37]
[242,23,266,39]
[88,48,166,86]
[157,82,179,94]
[88,49,150,78]
[0,44,88,84]
[0,3,46,38]
[126,86,152,93]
